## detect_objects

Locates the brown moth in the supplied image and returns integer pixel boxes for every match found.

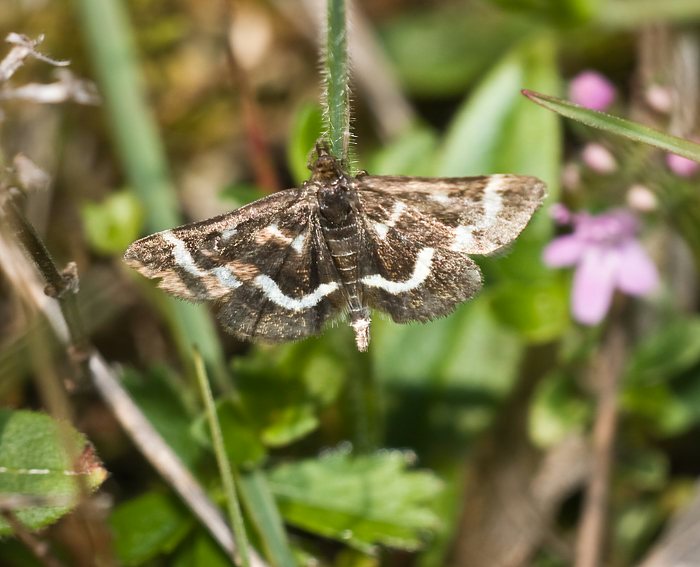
[125,147,546,351]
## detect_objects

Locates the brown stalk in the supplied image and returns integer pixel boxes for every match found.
[1,510,65,567]
[574,314,628,567]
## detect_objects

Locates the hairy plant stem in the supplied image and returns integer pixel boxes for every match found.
[324,0,350,162]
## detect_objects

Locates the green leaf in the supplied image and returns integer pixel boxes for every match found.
[373,298,520,396]
[625,318,700,386]
[334,548,380,567]
[438,37,561,186]
[623,372,700,437]
[0,409,106,535]
[81,191,144,255]
[372,296,522,452]
[111,491,193,566]
[489,0,600,25]
[523,90,700,163]
[529,372,589,448]
[437,37,562,337]
[379,5,537,96]
[622,318,700,435]
[191,399,267,467]
[489,277,570,343]
[368,126,438,177]
[268,448,443,553]
[233,343,347,448]
[288,104,324,185]
[239,470,296,567]
[172,532,231,567]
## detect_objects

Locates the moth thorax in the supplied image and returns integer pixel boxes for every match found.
[318,184,353,225]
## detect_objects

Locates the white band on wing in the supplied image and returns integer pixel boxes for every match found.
[164,231,242,289]
[361,247,434,293]
[450,175,504,252]
[254,275,339,311]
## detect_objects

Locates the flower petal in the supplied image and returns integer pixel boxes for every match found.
[616,240,659,296]
[543,235,584,267]
[568,71,616,111]
[572,246,620,325]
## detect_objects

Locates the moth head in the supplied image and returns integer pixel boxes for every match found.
[309,142,344,183]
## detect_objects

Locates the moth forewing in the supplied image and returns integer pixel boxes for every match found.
[355,174,547,256]
[124,148,546,351]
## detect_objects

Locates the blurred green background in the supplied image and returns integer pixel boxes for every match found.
[2,0,700,566]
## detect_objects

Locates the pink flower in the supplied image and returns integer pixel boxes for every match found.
[543,208,658,325]
[666,153,699,178]
[581,143,617,174]
[569,71,616,111]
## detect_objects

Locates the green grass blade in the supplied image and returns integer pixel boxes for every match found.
[239,471,296,567]
[522,89,700,163]
[194,351,252,567]
[74,0,178,231]
[74,0,228,388]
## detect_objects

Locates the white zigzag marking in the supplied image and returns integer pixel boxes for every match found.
[260,224,305,254]
[362,247,434,293]
[291,233,306,253]
[374,201,407,240]
[163,231,241,289]
[374,222,389,239]
[451,175,505,252]
[452,225,475,251]
[429,194,451,205]
[254,276,339,311]
[265,224,287,241]
[221,227,237,241]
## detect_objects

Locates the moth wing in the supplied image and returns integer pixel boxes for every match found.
[355,190,483,323]
[215,216,345,343]
[124,188,305,301]
[355,174,546,255]
[124,188,344,343]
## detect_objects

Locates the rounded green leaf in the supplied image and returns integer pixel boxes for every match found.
[111,491,192,566]
[0,409,107,535]
[81,191,144,255]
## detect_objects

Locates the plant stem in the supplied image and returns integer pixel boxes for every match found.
[4,195,88,355]
[194,350,251,567]
[1,510,65,567]
[575,317,627,567]
[324,0,350,162]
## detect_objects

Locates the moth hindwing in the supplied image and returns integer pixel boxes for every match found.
[124,148,546,351]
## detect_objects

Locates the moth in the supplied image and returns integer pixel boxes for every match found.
[124,146,546,351]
